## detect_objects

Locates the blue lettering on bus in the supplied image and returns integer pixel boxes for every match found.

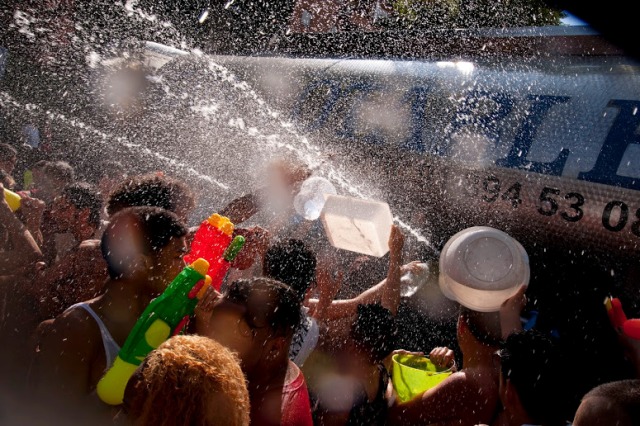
[577,99,640,190]
[495,94,571,176]
[293,79,640,191]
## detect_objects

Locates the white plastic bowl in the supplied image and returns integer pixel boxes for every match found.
[439,226,530,312]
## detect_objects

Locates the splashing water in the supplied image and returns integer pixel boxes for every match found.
[2,1,434,251]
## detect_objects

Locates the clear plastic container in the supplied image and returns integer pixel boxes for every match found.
[439,226,530,312]
[320,194,393,257]
[293,176,337,220]
[400,262,431,298]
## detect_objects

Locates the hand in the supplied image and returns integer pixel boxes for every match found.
[231,226,271,270]
[20,196,46,227]
[391,348,425,359]
[400,260,423,275]
[388,224,405,262]
[0,183,14,218]
[429,347,456,371]
[194,286,221,336]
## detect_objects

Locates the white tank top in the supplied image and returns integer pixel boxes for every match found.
[67,302,120,368]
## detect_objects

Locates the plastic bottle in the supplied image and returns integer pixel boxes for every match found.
[400,262,431,298]
[3,188,21,212]
[96,258,210,406]
[293,176,337,220]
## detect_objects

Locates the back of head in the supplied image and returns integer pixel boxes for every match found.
[351,303,397,362]
[574,379,640,426]
[233,277,302,338]
[105,173,195,219]
[61,182,103,229]
[124,334,250,426]
[500,330,567,425]
[263,239,316,302]
[101,206,187,280]
[44,160,75,185]
[0,142,17,163]
[460,307,502,347]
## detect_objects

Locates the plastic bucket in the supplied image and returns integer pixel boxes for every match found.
[439,226,529,312]
[392,354,453,403]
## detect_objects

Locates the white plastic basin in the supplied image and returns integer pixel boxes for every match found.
[320,194,393,257]
[439,226,530,312]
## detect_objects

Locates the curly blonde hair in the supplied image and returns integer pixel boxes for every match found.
[123,335,250,426]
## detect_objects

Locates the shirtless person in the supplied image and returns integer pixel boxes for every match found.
[387,307,502,426]
[29,206,188,424]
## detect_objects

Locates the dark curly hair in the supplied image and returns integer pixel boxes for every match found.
[351,303,397,362]
[61,182,103,229]
[263,239,317,303]
[106,173,195,218]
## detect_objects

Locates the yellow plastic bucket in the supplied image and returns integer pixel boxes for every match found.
[392,354,453,403]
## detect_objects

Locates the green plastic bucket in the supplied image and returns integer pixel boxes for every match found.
[392,354,453,403]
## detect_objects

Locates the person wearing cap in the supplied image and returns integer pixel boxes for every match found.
[387,226,530,426]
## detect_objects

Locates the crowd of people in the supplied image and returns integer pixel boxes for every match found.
[1,139,640,426]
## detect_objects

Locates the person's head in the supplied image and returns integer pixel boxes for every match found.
[96,160,127,199]
[106,173,195,222]
[206,278,301,375]
[50,182,102,236]
[0,143,17,174]
[101,206,188,293]
[263,238,316,303]
[36,160,75,203]
[0,169,15,189]
[349,303,397,364]
[263,157,312,211]
[573,380,640,426]
[497,330,567,425]
[457,307,502,351]
[123,335,250,426]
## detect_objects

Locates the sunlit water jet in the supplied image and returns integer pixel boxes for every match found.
[0,91,229,191]
[5,1,433,250]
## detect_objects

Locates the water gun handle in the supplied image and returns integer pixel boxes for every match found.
[96,317,172,405]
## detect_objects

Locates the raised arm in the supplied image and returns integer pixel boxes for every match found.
[307,224,406,321]
[218,191,263,225]
[499,284,527,340]
[381,224,405,315]
[0,183,43,274]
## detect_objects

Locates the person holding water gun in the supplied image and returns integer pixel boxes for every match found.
[30,207,190,424]
[96,212,245,405]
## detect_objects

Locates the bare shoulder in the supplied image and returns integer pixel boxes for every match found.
[39,306,101,353]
